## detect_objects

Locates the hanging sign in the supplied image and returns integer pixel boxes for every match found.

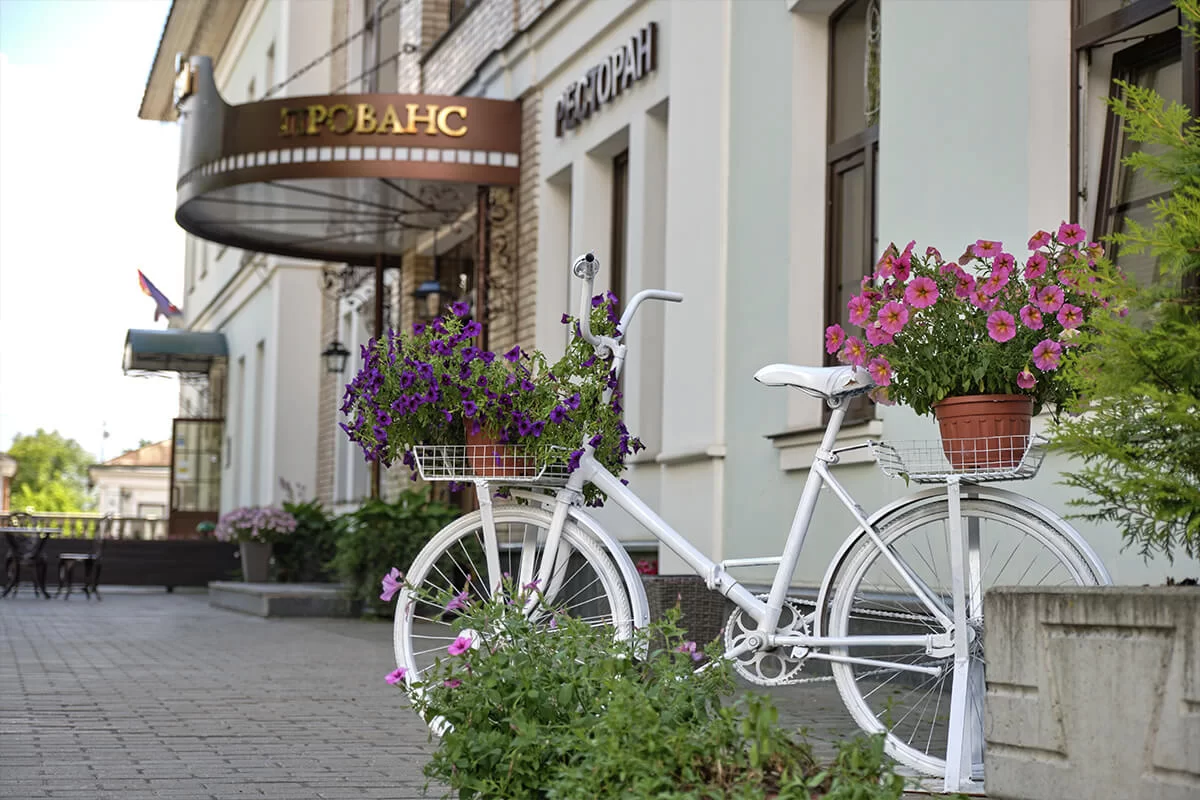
[554,22,658,137]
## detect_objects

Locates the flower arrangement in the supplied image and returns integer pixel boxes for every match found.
[826,222,1126,417]
[213,506,298,544]
[340,296,644,503]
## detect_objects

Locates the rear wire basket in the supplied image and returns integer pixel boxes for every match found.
[868,435,1049,483]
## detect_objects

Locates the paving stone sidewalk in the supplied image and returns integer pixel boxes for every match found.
[0,587,929,799]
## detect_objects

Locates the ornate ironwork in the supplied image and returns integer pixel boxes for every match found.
[482,187,518,333]
[865,0,881,127]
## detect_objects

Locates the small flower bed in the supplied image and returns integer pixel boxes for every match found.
[381,570,933,800]
[826,223,1125,416]
[341,295,644,504]
[213,506,297,544]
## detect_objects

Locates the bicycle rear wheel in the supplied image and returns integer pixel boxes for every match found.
[824,490,1107,780]
[393,505,633,711]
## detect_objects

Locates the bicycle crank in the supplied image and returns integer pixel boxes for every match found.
[723,596,812,687]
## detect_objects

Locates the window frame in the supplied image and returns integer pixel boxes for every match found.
[823,0,880,426]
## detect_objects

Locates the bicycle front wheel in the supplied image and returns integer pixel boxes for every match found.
[825,490,1107,780]
[393,505,633,697]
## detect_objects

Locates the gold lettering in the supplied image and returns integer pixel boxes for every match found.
[404,103,439,135]
[355,103,379,134]
[280,108,294,136]
[436,106,468,137]
[328,104,354,134]
[377,104,404,134]
[305,104,328,135]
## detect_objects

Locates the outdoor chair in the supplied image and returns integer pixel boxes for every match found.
[3,512,52,599]
[56,514,108,600]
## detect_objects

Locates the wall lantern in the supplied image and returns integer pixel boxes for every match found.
[320,340,351,374]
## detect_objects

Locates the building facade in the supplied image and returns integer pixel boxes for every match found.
[136,0,1198,584]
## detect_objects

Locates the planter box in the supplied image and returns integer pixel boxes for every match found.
[208,581,352,618]
[39,538,239,590]
[984,585,1200,800]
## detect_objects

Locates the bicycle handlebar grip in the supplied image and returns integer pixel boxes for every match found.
[572,252,600,280]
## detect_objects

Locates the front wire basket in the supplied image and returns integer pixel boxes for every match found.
[868,434,1049,483]
[412,444,573,485]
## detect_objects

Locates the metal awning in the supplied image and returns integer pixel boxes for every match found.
[172,56,522,266]
[123,329,227,374]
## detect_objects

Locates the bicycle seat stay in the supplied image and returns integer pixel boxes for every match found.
[753,363,874,400]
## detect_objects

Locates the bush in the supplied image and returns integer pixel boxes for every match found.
[273,499,340,583]
[389,582,948,799]
[330,487,460,616]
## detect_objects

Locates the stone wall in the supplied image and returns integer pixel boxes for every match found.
[984,586,1200,800]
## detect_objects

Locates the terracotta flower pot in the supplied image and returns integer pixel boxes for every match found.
[932,394,1034,470]
[465,425,525,477]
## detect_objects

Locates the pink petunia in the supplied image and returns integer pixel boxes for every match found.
[825,324,846,355]
[838,336,867,367]
[1057,270,1080,290]
[385,666,408,685]
[1019,305,1045,330]
[442,679,462,689]
[987,310,1018,343]
[954,274,977,299]
[445,590,470,613]
[925,245,943,262]
[875,251,897,280]
[1035,285,1065,313]
[904,276,940,309]
[971,239,1002,259]
[1032,339,1063,371]
[869,386,895,406]
[380,567,404,602]
[1057,303,1083,329]
[676,641,704,663]
[969,290,999,312]
[1028,230,1052,250]
[877,301,910,335]
[1057,221,1087,246]
[1016,369,1037,389]
[847,294,873,327]
[892,241,915,282]
[1024,252,1049,280]
[447,634,474,657]
[867,356,892,387]
[864,323,894,346]
[979,266,1012,297]
[994,252,1016,272]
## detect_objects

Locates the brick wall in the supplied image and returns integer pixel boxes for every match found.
[421,0,515,95]
[516,90,540,346]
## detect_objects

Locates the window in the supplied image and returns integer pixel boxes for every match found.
[1095,29,1185,287]
[610,151,629,306]
[449,0,478,26]
[824,0,880,423]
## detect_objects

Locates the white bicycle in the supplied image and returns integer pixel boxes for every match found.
[393,252,1111,794]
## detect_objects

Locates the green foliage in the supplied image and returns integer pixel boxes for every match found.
[329,486,460,615]
[6,429,95,512]
[397,586,917,799]
[1052,0,1200,562]
[274,499,340,583]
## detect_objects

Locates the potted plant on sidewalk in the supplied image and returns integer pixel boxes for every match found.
[214,506,297,583]
[826,227,1125,469]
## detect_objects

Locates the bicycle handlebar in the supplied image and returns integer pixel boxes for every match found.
[572,252,682,352]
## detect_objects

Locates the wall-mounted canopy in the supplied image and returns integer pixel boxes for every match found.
[123,329,228,374]
[173,56,522,266]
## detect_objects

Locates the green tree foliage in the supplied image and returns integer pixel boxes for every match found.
[7,429,96,512]
[1053,0,1200,562]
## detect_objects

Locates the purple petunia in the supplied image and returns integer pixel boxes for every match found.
[430,339,452,356]
[480,350,496,364]
[462,321,482,338]
[412,322,426,335]
[565,392,581,411]
[463,400,478,418]
[451,301,471,318]
[549,405,569,424]
[504,345,522,363]
[588,433,603,447]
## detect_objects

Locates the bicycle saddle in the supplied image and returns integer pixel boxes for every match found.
[753,363,874,399]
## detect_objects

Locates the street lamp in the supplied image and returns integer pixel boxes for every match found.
[320,340,351,374]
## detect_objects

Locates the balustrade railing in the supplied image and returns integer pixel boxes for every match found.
[0,512,169,540]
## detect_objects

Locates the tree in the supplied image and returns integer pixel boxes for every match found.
[1052,0,1200,562]
[6,429,96,513]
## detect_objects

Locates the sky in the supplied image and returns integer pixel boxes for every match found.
[0,0,183,463]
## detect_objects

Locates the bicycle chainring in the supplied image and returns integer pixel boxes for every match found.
[723,596,812,687]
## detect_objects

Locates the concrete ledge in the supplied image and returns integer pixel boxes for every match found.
[984,585,1200,800]
[209,581,353,618]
